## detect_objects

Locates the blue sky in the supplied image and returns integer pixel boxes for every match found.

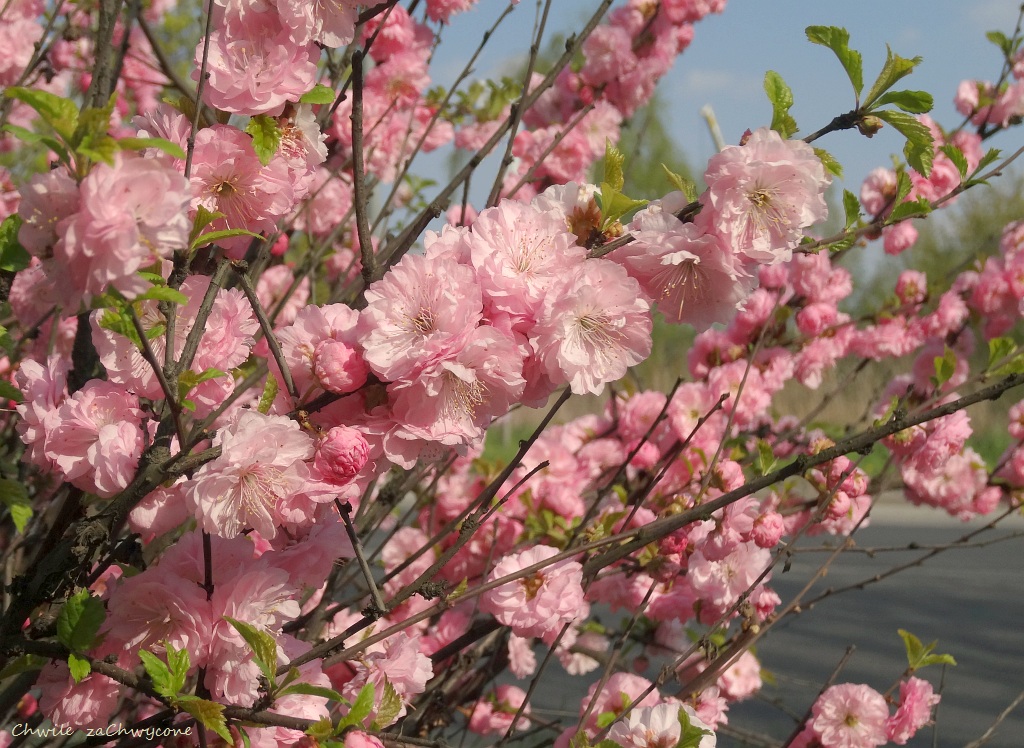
[433,0,1024,198]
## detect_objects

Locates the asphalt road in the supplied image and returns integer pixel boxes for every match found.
[723,504,1024,748]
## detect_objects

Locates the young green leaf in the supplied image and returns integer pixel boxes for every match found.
[57,589,106,652]
[117,137,187,160]
[677,706,714,748]
[898,629,957,671]
[864,47,922,109]
[300,84,336,105]
[225,617,279,686]
[191,228,263,251]
[139,649,177,699]
[661,164,698,203]
[886,196,932,224]
[135,286,190,305]
[176,696,233,742]
[189,206,226,247]
[336,682,375,732]
[932,347,956,388]
[763,70,798,138]
[876,110,934,176]
[0,215,31,273]
[257,374,279,414]
[4,87,79,140]
[371,680,402,730]
[988,337,1017,370]
[277,683,347,702]
[246,114,282,167]
[985,30,1016,58]
[805,26,863,99]
[0,478,32,532]
[67,653,91,683]
[842,189,861,228]
[938,144,968,179]
[0,654,47,680]
[871,89,933,114]
[812,147,843,178]
[597,184,647,229]
[165,644,191,696]
[603,140,626,192]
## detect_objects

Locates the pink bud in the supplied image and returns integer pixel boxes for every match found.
[751,512,784,548]
[315,426,370,485]
[313,339,369,394]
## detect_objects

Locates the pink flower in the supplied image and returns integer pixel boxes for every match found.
[533,259,652,395]
[56,155,189,305]
[45,381,145,498]
[357,254,482,382]
[467,199,586,322]
[197,11,318,115]
[314,426,370,485]
[810,684,889,748]
[344,732,385,748]
[37,663,121,730]
[468,685,531,736]
[886,677,939,745]
[341,632,433,726]
[619,194,752,329]
[696,127,830,265]
[607,703,716,748]
[480,545,586,639]
[276,0,360,46]
[186,410,315,538]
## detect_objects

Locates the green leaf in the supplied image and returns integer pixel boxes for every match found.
[886,196,932,223]
[245,114,282,167]
[160,643,191,696]
[4,87,79,140]
[894,170,913,205]
[805,26,863,98]
[597,183,647,229]
[176,696,233,742]
[56,589,106,652]
[661,164,698,203]
[306,718,335,742]
[871,89,933,114]
[300,84,336,105]
[135,286,189,305]
[603,140,625,192]
[932,347,956,388]
[988,337,1016,370]
[0,478,31,532]
[139,649,176,699]
[875,110,934,176]
[898,629,956,671]
[842,189,861,229]
[676,706,714,748]
[77,137,119,165]
[763,70,798,138]
[972,148,1001,176]
[812,146,843,178]
[371,680,402,730]
[116,137,186,159]
[68,653,91,683]
[225,617,278,687]
[190,228,263,251]
[189,206,225,247]
[939,144,968,179]
[258,374,279,414]
[337,682,375,731]
[864,47,922,108]
[755,439,777,476]
[0,215,32,272]
[2,124,71,165]
[986,30,1015,57]
[0,654,47,680]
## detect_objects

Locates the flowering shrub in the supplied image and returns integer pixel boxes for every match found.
[0,1,1023,747]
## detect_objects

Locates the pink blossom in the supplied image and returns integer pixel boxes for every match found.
[480,545,586,639]
[810,683,889,748]
[688,542,771,612]
[696,127,830,265]
[618,195,752,329]
[533,259,652,395]
[886,677,940,745]
[45,381,144,497]
[357,254,482,382]
[344,732,385,748]
[468,685,531,735]
[859,167,897,216]
[276,0,360,46]
[255,263,309,327]
[186,410,315,538]
[468,199,586,321]
[37,663,121,730]
[342,632,433,725]
[607,702,716,748]
[197,11,318,115]
[56,155,189,305]
[17,169,79,258]
[14,356,68,470]
[274,302,363,396]
[314,426,370,485]
[883,222,919,256]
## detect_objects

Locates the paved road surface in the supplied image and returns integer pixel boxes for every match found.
[723,504,1024,748]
